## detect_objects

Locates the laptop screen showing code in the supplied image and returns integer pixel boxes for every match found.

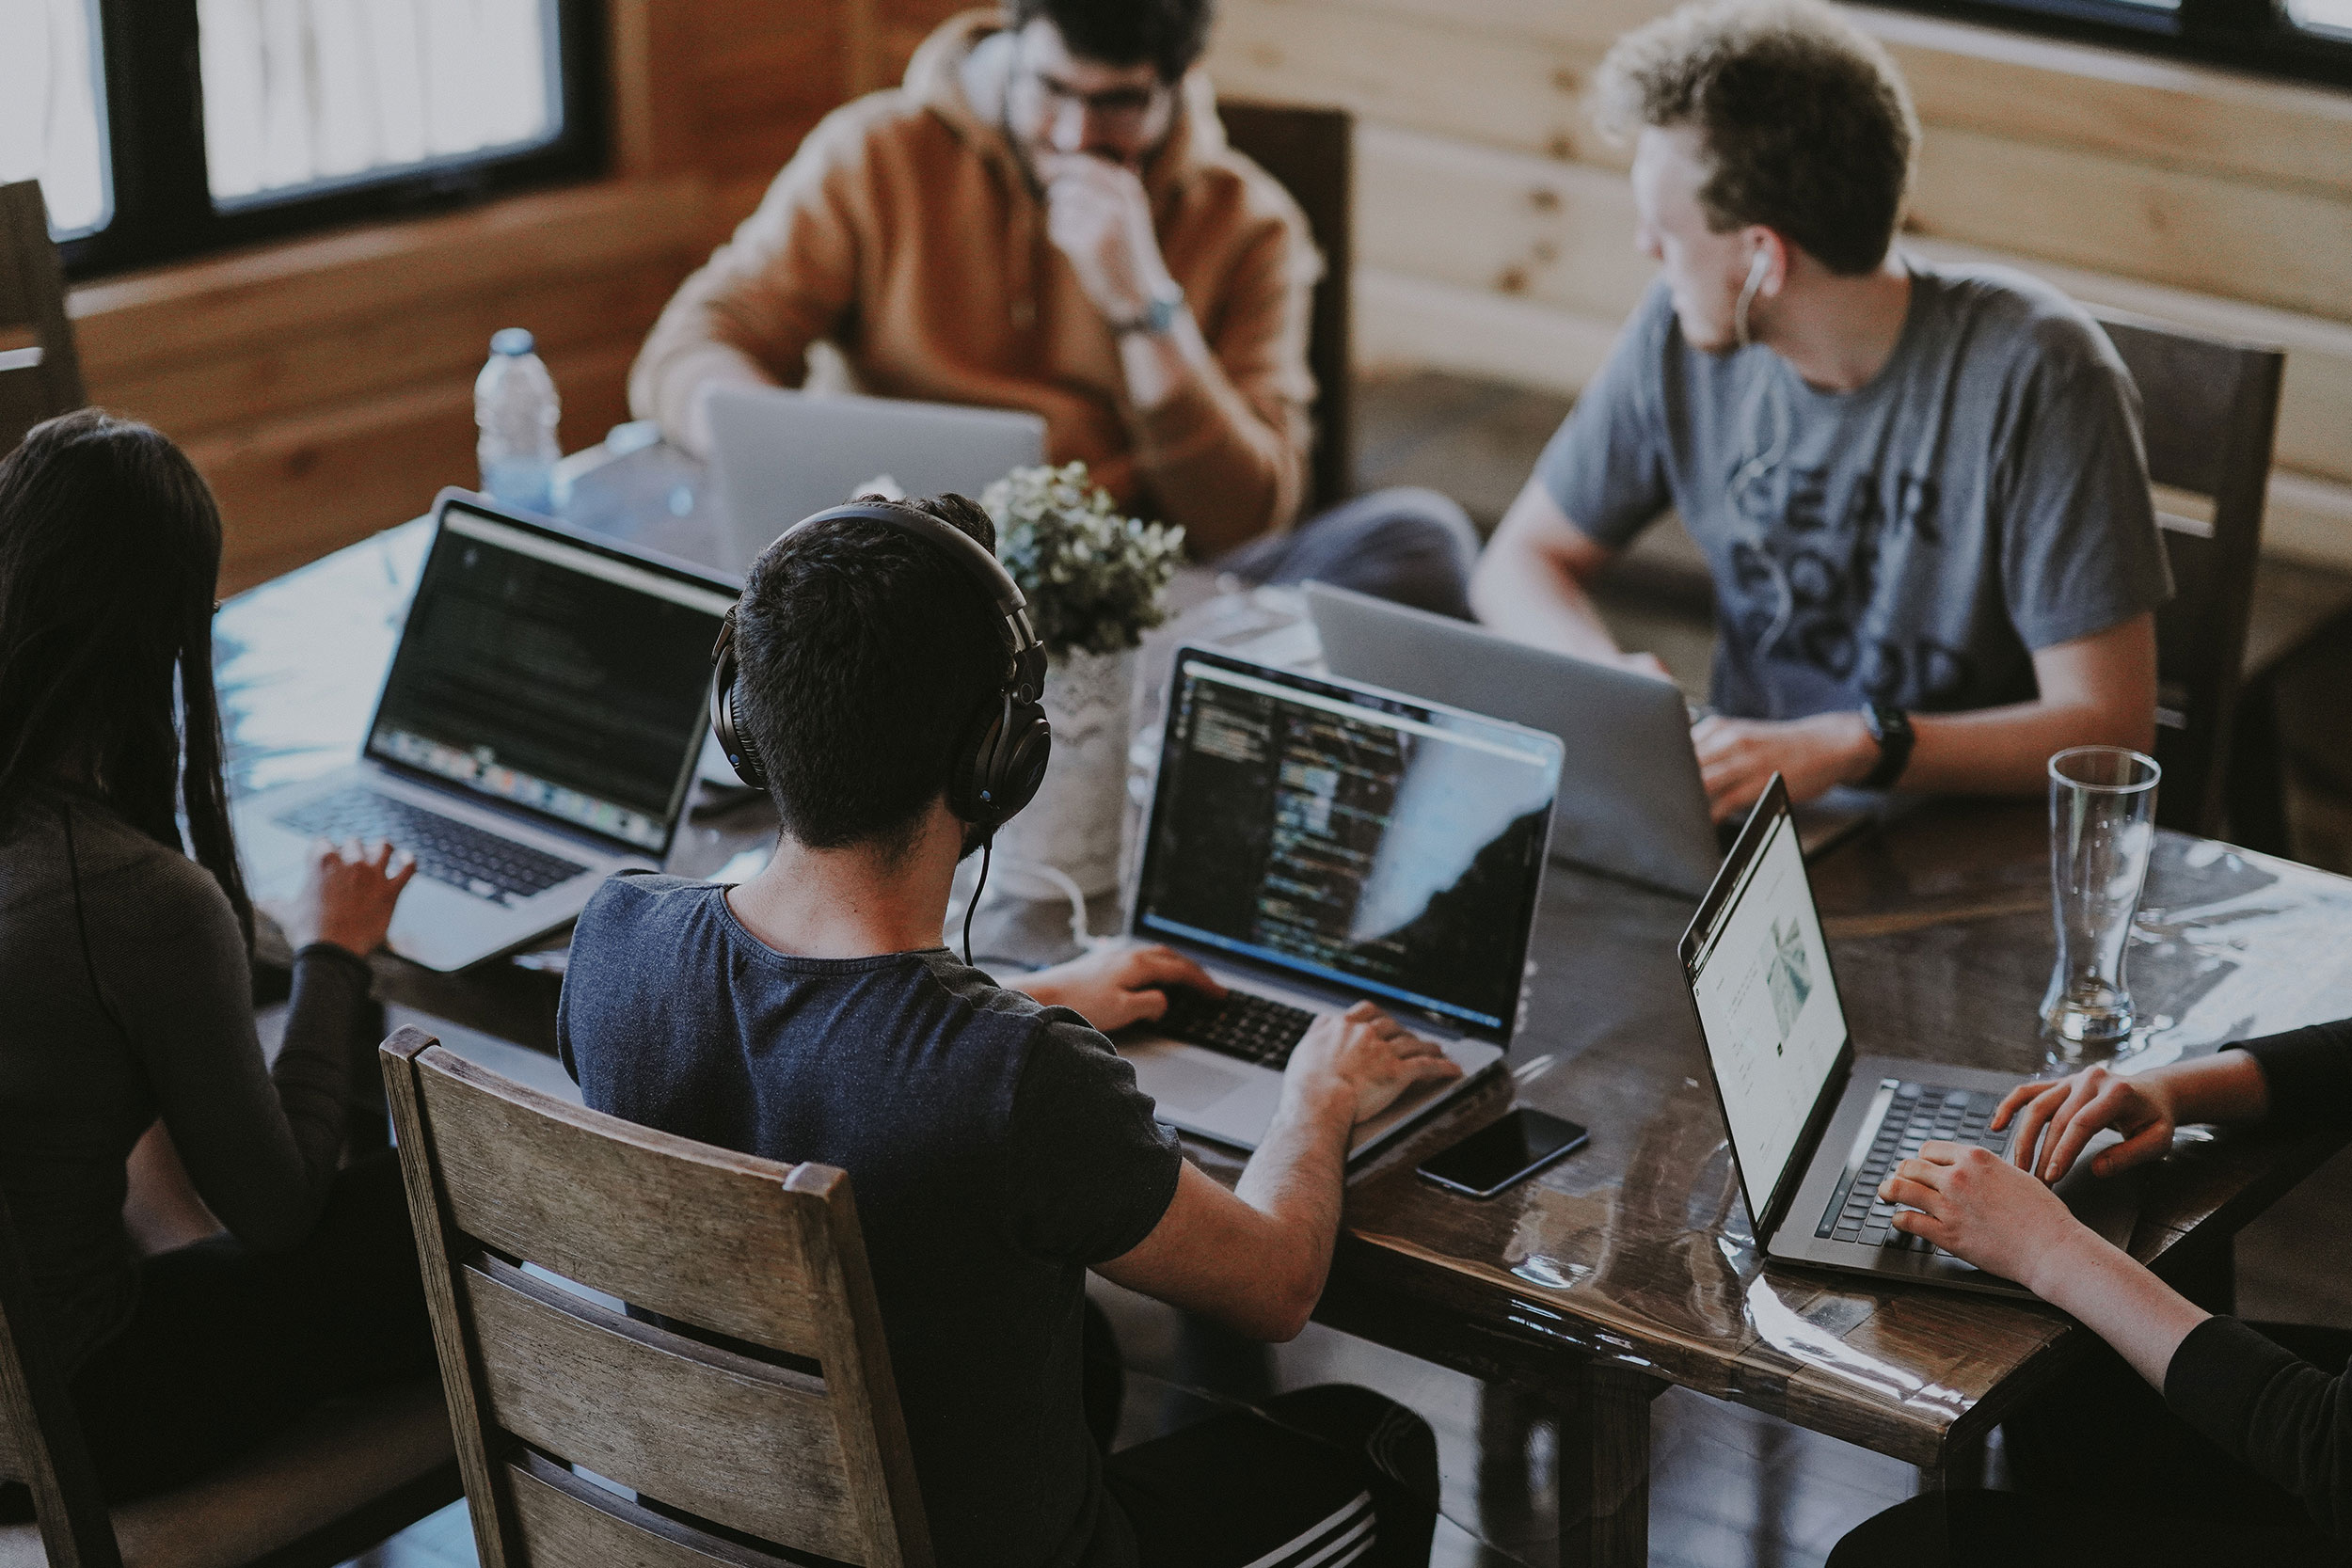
[365,504,735,854]
[1134,655,1561,1037]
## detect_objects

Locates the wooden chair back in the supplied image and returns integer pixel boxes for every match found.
[1217,102,1353,515]
[379,1029,931,1568]
[0,1191,128,1568]
[0,181,86,456]
[2093,310,2284,837]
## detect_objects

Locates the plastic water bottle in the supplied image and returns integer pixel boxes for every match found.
[475,327,561,514]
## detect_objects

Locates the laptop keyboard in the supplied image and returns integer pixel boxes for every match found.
[1160,987,1318,1069]
[274,788,589,905]
[1816,1081,2014,1253]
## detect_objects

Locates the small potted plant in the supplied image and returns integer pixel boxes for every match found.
[981,462,1184,895]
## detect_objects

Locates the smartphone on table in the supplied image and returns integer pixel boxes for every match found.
[1417,1107,1590,1199]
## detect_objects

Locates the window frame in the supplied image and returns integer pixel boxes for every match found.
[58,0,607,280]
[1855,0,2352,91]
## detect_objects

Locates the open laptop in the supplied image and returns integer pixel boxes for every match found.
[1680,775,2138,1296]
[705,386,1045,579]
[1118,647,1564,1161]
[232,490,736,973]
[1307,583,1874,899]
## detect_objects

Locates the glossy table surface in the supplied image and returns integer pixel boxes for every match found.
[217,478,2352,1497]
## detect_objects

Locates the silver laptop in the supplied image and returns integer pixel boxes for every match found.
[1307,583,1874,899]
[233,490,736,973]
[1119,648,1563,1162]
[705,386,1046,578]
[1681,775,2138,1296]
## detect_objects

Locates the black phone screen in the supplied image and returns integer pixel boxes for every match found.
[1417,1108,1590,1198]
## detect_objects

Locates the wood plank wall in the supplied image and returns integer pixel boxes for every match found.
[64,0,966,593]
[59,0,2352,583]
[1202,0,2352,568]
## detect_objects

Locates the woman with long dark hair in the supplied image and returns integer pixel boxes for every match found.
[0,410,435,1503]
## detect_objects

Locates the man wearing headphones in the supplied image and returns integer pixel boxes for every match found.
[1470,0,2171,823]
[558,494,1449,1567]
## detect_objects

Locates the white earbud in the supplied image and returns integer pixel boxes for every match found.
[1734,247,1771,349]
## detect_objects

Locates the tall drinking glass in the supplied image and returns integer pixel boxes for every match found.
[2042,746,2161,1057]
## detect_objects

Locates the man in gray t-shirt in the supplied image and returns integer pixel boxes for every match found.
[1471,0,2169,821]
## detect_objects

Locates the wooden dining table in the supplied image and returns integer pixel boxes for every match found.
[217,459,2352,1568]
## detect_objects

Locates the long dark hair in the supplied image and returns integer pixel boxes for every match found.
[0,410,253,948]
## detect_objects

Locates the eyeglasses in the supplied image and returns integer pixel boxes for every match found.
[1018,70,1167,128]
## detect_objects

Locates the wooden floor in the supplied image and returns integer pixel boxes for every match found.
[342,370,2352,1567]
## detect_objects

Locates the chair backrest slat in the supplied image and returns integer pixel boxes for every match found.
[383,1029,932,1568]
[0,1195,125,1568]
[505,1449,793,1568]
[0,180,87,455]
[2093,309,2284,838]
[461,1256,861,1560]
[415,1047,829,1358]
[1218,102,1353,515]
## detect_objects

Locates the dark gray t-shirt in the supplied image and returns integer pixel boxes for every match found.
[1536,261,2172,720]
[558,873,1184,1568]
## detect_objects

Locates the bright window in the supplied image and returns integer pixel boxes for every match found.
[199,0,561,206]
[0,0,111,238]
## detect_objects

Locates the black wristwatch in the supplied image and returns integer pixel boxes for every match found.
[1859,704,1915,790]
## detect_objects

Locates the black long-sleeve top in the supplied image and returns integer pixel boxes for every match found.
[0,785,370,1370]
[2165,1019,2352,1541]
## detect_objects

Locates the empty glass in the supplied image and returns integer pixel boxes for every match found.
[2042,746,2161,1056]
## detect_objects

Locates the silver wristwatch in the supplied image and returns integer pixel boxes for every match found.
[1112,281,1186,338]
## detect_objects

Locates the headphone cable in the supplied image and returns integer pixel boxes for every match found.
[962,832,993,968]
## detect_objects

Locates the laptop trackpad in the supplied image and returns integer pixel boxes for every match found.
[1140,1053,1254,1112]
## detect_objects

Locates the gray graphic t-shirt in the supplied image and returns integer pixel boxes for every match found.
[1535,260,2172,721]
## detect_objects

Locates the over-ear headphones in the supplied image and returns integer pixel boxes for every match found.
[708,500,1053,832]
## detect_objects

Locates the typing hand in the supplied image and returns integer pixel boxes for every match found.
[1994,1065,2177,1184]
[1037,152,1174,329]
[1013,942,1224,1033]
[284,838,416,958]
[1282,1000,1461,1128]
[1879,1141,2096,1292]
[1692,710,1877,823]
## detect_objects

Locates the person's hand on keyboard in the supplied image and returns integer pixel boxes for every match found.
[1994,1064,2178,1184]
[1281,1001,1461,1127]
[283,837,417,958]
[1876,1143,2091,1291]
[1012,942,1225,1032]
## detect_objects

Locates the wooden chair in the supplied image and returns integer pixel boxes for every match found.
[2092,310,2285,839]
[1218,102,1353,515]
[0,181,85,456]
[378,1027,932,1568]
[0,1192,456,1568]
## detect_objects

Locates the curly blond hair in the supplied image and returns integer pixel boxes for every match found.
[1594,0,1919,275]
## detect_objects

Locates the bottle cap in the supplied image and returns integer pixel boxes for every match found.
[491,327,535,356]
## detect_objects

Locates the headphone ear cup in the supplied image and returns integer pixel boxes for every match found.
[951,694,1051,829]
[726,682,770,791]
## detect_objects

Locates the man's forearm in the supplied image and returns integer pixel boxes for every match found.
[1467,536,1627,664]
[1896,697,2151,796]
[1231,1089,1356,1325]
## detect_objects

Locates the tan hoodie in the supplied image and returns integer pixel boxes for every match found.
[628,11,1320,554]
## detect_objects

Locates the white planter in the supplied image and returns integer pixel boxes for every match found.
[993,644,1136,897]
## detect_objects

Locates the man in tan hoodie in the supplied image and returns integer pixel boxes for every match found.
[630,0,1478,616]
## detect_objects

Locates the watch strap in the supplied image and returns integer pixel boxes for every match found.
[1860,704,1915,790]
[1111,282,1186,337]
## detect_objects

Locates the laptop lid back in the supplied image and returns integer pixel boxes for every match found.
[1677,776,1856,1240]
[362,492,738,859]
[1305,582,1719,898]
[706,387,1047,577]
[1132,647,1563,1046]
